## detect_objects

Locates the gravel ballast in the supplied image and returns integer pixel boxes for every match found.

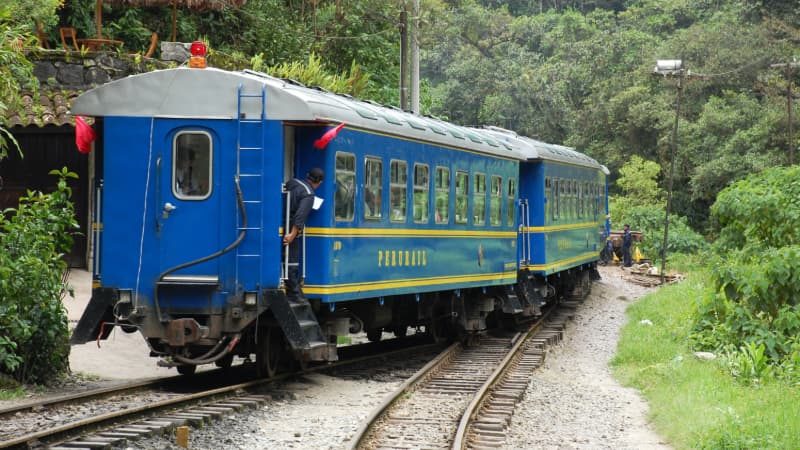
[503,266,670,449]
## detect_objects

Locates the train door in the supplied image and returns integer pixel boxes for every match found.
[157,125,221,280]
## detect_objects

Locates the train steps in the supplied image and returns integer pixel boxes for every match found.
[267,292,337,362]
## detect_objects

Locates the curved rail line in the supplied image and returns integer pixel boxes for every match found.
[454,305,577,449]
[349,299,581,450]
[0,338,442,449]
[0,377,177,420]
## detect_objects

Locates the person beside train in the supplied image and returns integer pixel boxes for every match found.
[283,168,324,303]
[622,224,633,268]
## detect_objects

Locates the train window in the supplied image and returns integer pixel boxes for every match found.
[173,131,212,200]
[598,183,603,217]
[390,160,407,222]
[587,182,592,219]
[566,179,571,219]
[570,180,576,220]
[335,152,356,221]
[490,175,502,226]
[474,173,486,225]
[598,183,604,215]
[594,183,601,218]
[435,167,450,224]
[507,178,516,225]
[554,178,560,220]
[413,164,430,224]
[545,177,551,222]
[364,157,382,220]
[455,171,468,224]
[588,182,593,218]
[582,182,588,219]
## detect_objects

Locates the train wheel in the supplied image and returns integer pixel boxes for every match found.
[428,311,453,344]
[366,328,383,342]
[393,326,408,338]
[428,317,446,343]
[571,271,592,300]
[215,353,234,369]
[256,327,282,378]
[580,271,592,298]
[176,364,196,376]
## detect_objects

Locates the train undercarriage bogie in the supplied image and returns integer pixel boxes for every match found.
[130,264,599,376]
[424,293,456,344]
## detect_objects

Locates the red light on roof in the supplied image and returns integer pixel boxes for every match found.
[189,40,207,69]
[190,41,207,57]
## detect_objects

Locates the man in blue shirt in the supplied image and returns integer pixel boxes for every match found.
[622,224,633,268]
[283,168,324,302]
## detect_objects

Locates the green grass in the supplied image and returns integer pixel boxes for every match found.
[612,270,800,449]
[0,375,25,401]
[0,386,25,400]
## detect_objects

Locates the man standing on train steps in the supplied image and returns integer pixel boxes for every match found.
[622,224,633,268]
[283,168,324,302]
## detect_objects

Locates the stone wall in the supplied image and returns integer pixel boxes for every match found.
[0,50,174,127]
[30,49,173,91]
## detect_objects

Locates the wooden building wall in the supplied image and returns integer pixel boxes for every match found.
[1,125,89,268]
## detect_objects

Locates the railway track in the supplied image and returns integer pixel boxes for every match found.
[350,300,580,450]
[454,306,576,449]
[0,336,441,450]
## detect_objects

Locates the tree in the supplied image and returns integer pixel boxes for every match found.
[616,155,663,206]
[0,0,60,158]
[0,26,33,159]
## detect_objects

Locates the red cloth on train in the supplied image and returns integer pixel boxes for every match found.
[75,116,96,154]
[313,123,346,150]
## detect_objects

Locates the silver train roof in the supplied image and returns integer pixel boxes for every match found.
[71,67,605,171]
[477,126,609,174]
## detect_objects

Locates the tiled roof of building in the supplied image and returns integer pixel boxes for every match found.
[3,90,82,128]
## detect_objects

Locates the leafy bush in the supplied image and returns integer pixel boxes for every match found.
[692,166,800,384]
[0,168,78,384]
[710,165,800,252]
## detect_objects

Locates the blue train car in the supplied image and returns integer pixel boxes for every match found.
[481,129,609,313]
[70,62,607,376]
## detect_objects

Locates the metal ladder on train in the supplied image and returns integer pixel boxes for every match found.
[236,84,335,362]
[235,84,267,286]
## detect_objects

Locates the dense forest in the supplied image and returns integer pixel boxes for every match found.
[4,0,800,231]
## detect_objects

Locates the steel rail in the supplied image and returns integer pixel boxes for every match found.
[452,307,554,449]
[0,377,170,419]
[1,374,278,448]
[346,304,560,450]
[347,341,461,450]
[1,339,442,449]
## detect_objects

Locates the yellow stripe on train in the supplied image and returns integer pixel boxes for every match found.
[303,271,517,295]
[521,251,599,272]
[304,227,516,238]
[522,220,605,233]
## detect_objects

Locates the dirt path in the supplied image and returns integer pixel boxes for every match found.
[504,265,670,449]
